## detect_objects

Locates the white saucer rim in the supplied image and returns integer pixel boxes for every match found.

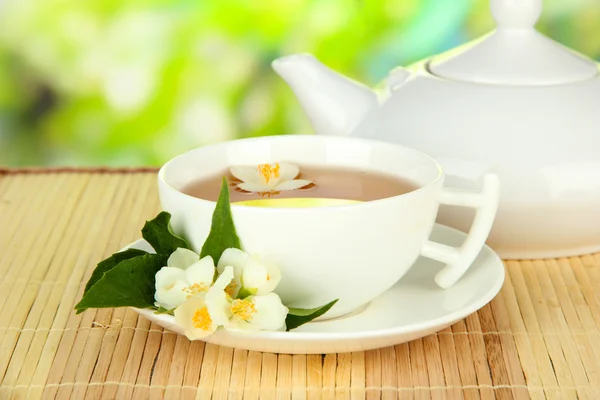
[128,223,505,341]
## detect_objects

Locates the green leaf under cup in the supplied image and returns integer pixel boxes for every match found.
[141,212,190,255]
[200,177,242,263]
[285,299,339,331]
[83,248,148,295]
[155,306,175,316]
[75,253,168,314]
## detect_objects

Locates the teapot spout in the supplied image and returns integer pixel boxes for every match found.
[272,54,377,136]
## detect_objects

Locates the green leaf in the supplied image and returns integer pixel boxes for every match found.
[154,306,175,316]
[141,211,190,255]
[200,177,242,263]
[285,299,339,331]
[83,248,148,295]
[74,253,168,314]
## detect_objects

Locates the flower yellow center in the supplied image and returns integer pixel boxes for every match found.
[183,283,209,299]
[257,163,280,184]
[230,299,256,321]
[192,307,212,331]
[225,282,238,297]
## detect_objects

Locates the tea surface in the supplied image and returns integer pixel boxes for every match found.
[181,165,418,202]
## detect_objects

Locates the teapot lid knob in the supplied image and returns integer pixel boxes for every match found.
[491,0,541,30]
[428,0,598,86]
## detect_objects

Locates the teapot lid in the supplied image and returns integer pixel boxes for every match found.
[428,0,598,85]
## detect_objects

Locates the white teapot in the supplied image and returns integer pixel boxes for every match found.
[271,0,600,259]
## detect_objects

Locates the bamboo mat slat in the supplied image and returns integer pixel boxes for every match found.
[1,170,600,400]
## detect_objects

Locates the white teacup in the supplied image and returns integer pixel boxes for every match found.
[158,135,499,319]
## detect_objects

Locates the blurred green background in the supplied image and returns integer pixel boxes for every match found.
[1,0,599,167]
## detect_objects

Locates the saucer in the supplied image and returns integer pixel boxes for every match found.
[131,224,504,354]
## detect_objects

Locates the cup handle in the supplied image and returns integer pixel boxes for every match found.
[420,174,500,289]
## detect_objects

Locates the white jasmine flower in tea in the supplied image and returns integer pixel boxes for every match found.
[206,266,289,332]
[217,248,281,297]
[230,162,312,194]
[174,293,218,340]
[155,248,216,310]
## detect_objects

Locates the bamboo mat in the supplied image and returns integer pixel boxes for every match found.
[1,169,600,400]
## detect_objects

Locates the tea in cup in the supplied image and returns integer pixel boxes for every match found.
[158,135,499,319]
